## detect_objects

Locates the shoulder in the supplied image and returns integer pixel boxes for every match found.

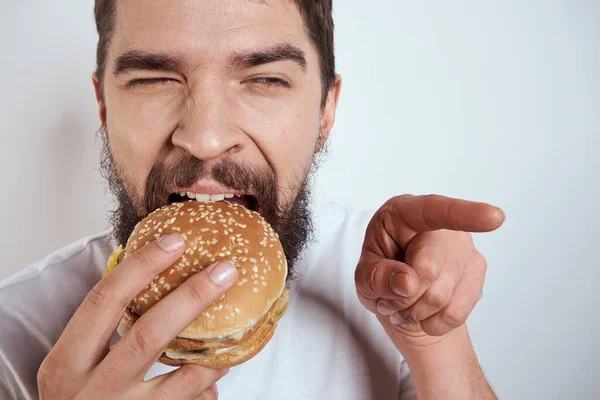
[0,230,115,400]
[0,230,115,293]
[0,229,116,336]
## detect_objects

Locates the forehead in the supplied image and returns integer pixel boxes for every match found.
[111,0,310,65]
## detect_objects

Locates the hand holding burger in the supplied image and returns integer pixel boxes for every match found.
[37,199,289,399]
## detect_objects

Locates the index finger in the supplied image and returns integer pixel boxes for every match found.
[54,234,186,372]
[101,260,238,382]
[386,194,505,247]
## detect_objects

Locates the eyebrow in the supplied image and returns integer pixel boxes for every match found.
[113,43,307,77]
[113,50,185,76]
[229,43,307,72]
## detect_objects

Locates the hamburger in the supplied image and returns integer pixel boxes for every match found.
[103,199,289,369]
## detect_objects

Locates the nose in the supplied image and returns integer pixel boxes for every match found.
[171,81,243,162]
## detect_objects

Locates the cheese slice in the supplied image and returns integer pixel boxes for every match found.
[103,245,124,277]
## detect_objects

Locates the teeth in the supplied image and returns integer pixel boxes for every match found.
[195,194,210,202]
[209,194,225,202]
[176,192,244,203]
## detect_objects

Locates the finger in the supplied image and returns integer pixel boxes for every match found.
[146,365,226,400]
[355,253,420,306]
[386,230,467,322]
[100,260,238,382]
[193,384,219,400]
[52,234,186,373]
[369,195,505,254]
[420,251,487,336]
[373,230,450,316]
[389,255,465,325]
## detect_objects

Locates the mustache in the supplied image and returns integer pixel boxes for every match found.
[99,127,315,283]
[145,154,280,221]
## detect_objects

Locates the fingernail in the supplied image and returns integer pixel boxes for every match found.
[390,272,410,297]
[208,261,237,286]
[389,313,405,325]
[157,234,184,252]
[376,301,397,316]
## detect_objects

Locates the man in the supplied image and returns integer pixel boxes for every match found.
[0,1,505,399]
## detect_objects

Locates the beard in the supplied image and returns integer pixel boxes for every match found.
[99,129,321,282]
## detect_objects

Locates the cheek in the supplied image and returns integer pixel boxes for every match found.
[105,87,181,196]
[233,92,320,193]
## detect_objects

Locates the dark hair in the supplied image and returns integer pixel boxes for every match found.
[94,0,335,107]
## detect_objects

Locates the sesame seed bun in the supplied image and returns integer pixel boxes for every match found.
[109,200,289,368]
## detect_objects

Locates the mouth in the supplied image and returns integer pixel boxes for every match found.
[167,192,259,212]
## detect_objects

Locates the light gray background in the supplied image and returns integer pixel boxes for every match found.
[1,1,598,399]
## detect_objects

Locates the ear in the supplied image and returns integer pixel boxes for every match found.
[316,74,342,153]
[92,72,107,127]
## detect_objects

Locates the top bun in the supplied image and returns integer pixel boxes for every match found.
[122,200,287,340]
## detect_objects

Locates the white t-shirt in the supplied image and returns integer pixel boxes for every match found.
[0,200,415,399]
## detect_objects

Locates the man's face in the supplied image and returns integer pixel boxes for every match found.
[93,0,340,276]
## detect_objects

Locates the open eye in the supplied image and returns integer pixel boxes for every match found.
[127,77,178,88]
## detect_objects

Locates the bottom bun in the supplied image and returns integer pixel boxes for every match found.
[117,289,289,369]
[158,318,277,369]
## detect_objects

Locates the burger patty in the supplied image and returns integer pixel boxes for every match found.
[167,311,268,351]
[167,290,287,352]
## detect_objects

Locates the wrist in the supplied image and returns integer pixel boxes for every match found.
[381,320,496,400]
[377,315,464,356]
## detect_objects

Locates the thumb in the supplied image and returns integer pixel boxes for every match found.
[355,252,420,303]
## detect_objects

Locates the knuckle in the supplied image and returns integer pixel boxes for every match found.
[183,279,208,305]
[424,290,451,310]
[441,306,467,327]
[416,259,441,282]
[86,280,113,308]
[355,256,383,297]
[422,195,441,230]
[127,321,159,357]
[475,252,488,272]
[130,248,151,267]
